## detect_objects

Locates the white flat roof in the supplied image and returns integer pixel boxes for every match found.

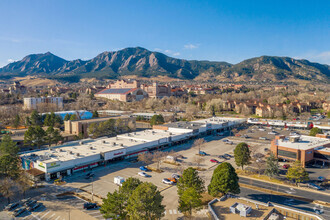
[117,129,183,142]
[277,135,330,150]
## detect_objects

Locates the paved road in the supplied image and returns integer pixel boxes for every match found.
[239,187,330,219]
[239,176,330,203]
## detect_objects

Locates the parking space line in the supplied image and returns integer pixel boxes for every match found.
[35,207,46,216]
[47,213,56,220]
[169,210,172,214]
[40,210,51,218]
[30,213,41,220]
[173,209,177,214]
[54,216,60,220]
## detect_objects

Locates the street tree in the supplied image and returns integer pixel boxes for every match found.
[286,160,309,185]
[24,126,46,148]
[100,190,127,220]
[177,167,205,197]
[234,142,251,170]
[127,182,165,220]
[0,135,19,156]
[264,153,279,178]
[18,172,32,199]
[151,151,167,171]
[178,187,202,217]
[69,114,78,121]
[0,154,20,178]
[193,155,205,169]
[208,162,240,197]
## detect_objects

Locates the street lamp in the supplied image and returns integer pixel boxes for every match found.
[91,176,94,201]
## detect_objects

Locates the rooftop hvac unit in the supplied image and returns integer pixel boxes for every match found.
[102,140,106,144]
[90,146,93,150]
[113,142,116,146]
[120,144,124,146]
[76,153,80,156]
[79,141,84,145]
[69,151,73,154]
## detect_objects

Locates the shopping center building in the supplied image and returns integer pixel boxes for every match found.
[20,117,245,181]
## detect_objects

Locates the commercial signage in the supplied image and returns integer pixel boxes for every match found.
[48,162,61,169]
[38,162,45,168]
[104,149,127,160]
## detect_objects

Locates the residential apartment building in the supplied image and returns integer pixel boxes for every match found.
[23,97,63,110]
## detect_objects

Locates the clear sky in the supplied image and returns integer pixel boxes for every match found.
[0,0,329,67]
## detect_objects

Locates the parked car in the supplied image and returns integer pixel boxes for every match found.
[4,202,20,211]
[139,166,149,172]
[199,151,207,156]
[168,177,177,183]
[27,203,41,212]
[138,172,151,177]
[222,139,229,142]
[268,131,277,135]
[13,208,26,217]
[218,155,227,160]
[210,159,220,163]
[259,128,266,131]
[259,137,268,140]
[224,154,232,158]
[83,202,97,209]
[225,141,233,145]
[85,172,95,179]
[26,200,37,207]
[317,176,326,182]
[307,183,322,190]
[283,164,290,169]
[172,174,181,180]
[162,178,173,185]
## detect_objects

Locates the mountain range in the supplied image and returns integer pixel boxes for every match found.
[0,47,329,83]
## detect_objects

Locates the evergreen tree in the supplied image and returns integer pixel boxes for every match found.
[100,190,127,219]
[30,110,42,125]
[208,162,240,196]
[45,126,63,148]
[13,114,20,129]
[24,126,46,148]
[150,115,165,126]
[234,142,251,170]
[309,127,322,136]
[177,167,205,196]
[0,135,20,178]
[264,153,279,178]
[0,135,19,156]
[127,182,165,220]
[178,187,202,216]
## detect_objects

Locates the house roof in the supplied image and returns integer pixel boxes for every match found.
[96,88,137,95]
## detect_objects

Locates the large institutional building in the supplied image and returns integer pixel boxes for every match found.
[23,97,63,110]
[20,117,245,181]
[271,135,330,167]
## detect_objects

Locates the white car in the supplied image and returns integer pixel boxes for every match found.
[268,131,277,135]
[162,178,173,185]
[138,172,150,177]
[259,128,266,131]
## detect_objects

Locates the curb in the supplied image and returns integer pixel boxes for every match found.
[159,185,173,192]
[238,174,330,197]
[240,183,330,207]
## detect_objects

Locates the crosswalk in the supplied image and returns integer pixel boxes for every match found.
[164,209,180,215]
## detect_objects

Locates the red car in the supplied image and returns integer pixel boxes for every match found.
[283,164,290,169]
[210,159,219,163]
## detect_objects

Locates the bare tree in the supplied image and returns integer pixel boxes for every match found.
[0,177,16,204]
[193,138,206,155]
[138,152,153,165]
[152,151,167,171]
[18,172,32,199]
[193,155,205,169]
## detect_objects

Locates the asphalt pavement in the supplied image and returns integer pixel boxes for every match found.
[239,187,330,219]
[239,176,330,203]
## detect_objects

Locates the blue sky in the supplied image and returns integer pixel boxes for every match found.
[0,0,329,67]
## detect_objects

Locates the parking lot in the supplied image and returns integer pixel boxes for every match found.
[62,134,268,219]
[1,196,99,220]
